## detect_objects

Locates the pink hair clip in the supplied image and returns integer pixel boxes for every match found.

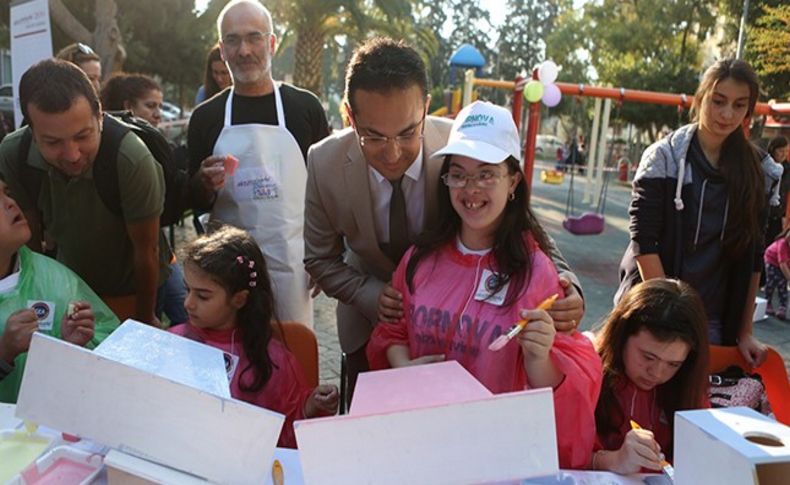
[249,281,257,287]
[248,261,255,269]
[236,256,244,264]
[250,272,257,278]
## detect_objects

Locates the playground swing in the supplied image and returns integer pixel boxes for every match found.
[562,97,620,236]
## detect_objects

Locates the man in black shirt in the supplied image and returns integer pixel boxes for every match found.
[188,0,329,326]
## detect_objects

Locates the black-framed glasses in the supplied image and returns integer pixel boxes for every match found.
[441,170,507,189]
[222,31,272,48]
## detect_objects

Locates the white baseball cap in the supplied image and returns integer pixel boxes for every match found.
[433,101,521,164]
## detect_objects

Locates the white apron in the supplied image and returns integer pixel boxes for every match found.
[210,86,313,327]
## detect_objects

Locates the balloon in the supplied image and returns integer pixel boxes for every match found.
[538,61,559,84]
[542,83,562,107]
[524,80,544,103]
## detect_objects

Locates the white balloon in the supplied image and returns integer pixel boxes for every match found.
[538,61,559,85]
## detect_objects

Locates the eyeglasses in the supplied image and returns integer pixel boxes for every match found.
[358,132,424,149]
[356,113,427,150]
[441,170,507,188]
[222,31,272,48]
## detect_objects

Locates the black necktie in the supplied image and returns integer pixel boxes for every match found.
[387,176,409,263]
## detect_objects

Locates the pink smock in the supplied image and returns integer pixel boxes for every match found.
[170,323,312,448]
[367,235,603,469]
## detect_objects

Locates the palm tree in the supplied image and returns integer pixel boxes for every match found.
[273,0,418,96]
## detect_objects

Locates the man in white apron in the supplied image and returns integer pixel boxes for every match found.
[187,0,330,327]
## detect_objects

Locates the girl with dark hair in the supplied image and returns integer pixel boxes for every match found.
[101,73,163,127]
[366,101,602,469]
[170,226,338,448]
[766,136,790,243]
[617,59,781,366]
[592,279,709,474]
[195,44,231,105]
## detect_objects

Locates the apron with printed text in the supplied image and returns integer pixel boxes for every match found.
[210,86,312,326]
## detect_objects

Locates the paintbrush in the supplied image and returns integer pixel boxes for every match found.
[271,459,284,485]
[630,419,675,480]
[487,294,559,352]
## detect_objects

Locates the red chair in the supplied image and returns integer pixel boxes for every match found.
[272,321,319,388]
[708,345,790,425]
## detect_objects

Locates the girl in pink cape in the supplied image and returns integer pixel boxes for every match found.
[367,101,602,469]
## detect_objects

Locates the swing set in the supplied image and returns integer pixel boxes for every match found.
[465,73,790,236]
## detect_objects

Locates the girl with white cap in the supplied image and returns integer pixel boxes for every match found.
[367,101,602,469]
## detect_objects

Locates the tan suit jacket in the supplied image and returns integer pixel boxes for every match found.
[304,116,452,353]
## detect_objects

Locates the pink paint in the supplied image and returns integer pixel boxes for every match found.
[60,433,80,443]
[224,155,239,176]
[31,458,96,484]
[350,361,491,416]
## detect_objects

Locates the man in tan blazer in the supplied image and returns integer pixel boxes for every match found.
[305,38,584,399]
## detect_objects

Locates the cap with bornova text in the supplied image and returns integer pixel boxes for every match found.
[432,101,521,164]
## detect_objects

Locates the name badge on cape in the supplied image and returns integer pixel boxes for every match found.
[474,269,510,306]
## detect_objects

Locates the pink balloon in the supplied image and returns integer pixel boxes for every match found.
[542,83,562,107]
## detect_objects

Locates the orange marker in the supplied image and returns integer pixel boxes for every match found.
[630,420,674,479]
[488,294,559,351]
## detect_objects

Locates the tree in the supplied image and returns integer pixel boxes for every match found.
[119,0,209,108]
[411,0,451,92]
[48,0,125,76]
[749,4,790,99]
[580,0,717,141]
[270,0,415,96]
[446,0,493,76]
[496,0,567,81]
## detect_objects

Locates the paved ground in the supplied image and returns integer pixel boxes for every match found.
[174,162,790,388]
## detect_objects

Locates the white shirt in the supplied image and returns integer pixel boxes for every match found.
[368,149,425,244]
[456,237,492,256]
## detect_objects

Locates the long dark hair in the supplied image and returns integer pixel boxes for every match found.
[100,72,161,111]
[203,44,225,99]
[595,279,709,441]
[691,58,763,256]
[182,225,276,392]
[405,155,551,306]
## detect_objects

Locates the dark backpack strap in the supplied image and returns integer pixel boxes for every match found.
[92,114,130,218]
[16,127,46,212]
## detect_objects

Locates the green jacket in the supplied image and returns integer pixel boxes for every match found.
[0,246,119,402]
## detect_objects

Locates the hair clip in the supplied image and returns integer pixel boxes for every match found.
[249,281,257,288]
[250,272,257,278]
[236,256,244,264]
[248,261,255,269]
